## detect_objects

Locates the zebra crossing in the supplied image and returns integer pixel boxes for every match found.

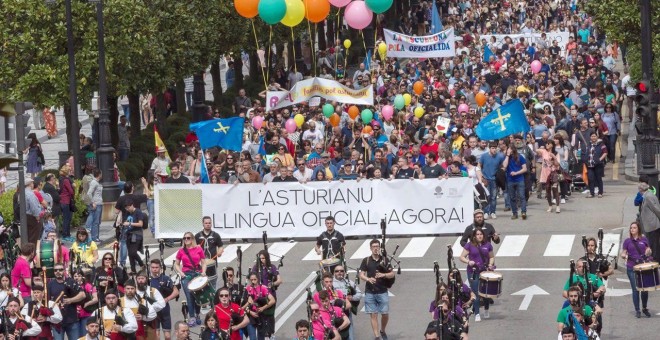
[99,232,623,267]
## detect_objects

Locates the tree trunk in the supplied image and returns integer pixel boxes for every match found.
[317,21,327,51]
[326,15,335,47]
[127,91,141,133]
[156,92,168,138]
[234,56,244,90]
[287,41,295,72]
[63,105,74,151]
[210,58,223,109]
[175,79,186,115]
[250,50,260,84]
[108,96,120,149]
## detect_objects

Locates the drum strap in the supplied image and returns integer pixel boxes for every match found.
[631,239,646,263]
[477,245,489,272]
[182,247,201,272]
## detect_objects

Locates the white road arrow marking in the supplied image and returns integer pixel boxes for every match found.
[511,285,549,310]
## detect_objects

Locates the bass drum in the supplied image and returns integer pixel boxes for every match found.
[35,240,59,278]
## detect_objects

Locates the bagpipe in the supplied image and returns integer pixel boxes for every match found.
[305,288,333,340]
[596,229,615,277]
[1,310,31,340]
[0,214,20,272]
[258,231,284,291]
[378,219,401,289]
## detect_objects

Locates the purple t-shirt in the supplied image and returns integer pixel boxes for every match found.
[429,300,465,320]
[464,242,493,275]
[623,237,651,269]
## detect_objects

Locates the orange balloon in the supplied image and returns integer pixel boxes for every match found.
[413,81,424,95]
[348,105,360,119]
[362,126,373,134]
[475,92,487,107]
[235,0,260,18]
[304,0,330,23]
[329,113,341,127]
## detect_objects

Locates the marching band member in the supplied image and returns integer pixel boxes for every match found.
[426,301,467,340]
[243,272,275,340]
[95,253,128,302]
[309,302,340,340]
[580,237,614,279]
[200,313,224,340]
[173,321,189,340]
[99,290,138,340]
[293,319,312,340]
[0,297,42,337]
[11,243,35,304]
[620,221,654,318]
[47,262,85,340]
[121,278,160,340]
[250,250,281,297]
[21,284,62,340]
[317,291,350,340]
[44,231,71,274]
[447,269,476,314]
[174,232,206,327]
[78,317,107,340]
[148,259,178,340]
[214,267,242,306]
[459,210,501,247]
[558,306,600,340]
[195,216,224,290]
[0,274,23,308]
[429,283,464,322]
[74,269,98,336]
[70,229,99,269]
[315,216,346,260]
[459,228,494,322]
[332,265,362,340]
[561,260,606,304]
[358,239,394,340]
[314,273,350,310]
[213,287,248,340]
[556,286,595,332]
[136,271,166,340]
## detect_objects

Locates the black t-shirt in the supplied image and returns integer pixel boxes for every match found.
[395,167,417,179]
[316,230,346,259]
[48,278,82,324]
[123,208,145,240]
[168,175,191,184]
[550,46,561,58]
[359,255,391,294]
[195,230,224,276]
[115,193,148,218]
[422,163,446,178]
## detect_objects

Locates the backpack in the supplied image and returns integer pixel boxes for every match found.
[81,175,93,205]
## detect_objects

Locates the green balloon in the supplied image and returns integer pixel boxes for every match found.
[258,0,287,25]
[394,95,405,110]
[365,0,394,14]
[322,103,334,118]
[361,109,374,124]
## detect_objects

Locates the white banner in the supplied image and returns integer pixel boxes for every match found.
[383,28,456,59]
[266,77,373,111]
[481,32,571,54]
[155,179,473,239]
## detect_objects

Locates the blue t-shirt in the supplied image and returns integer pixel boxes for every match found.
[480,152,505,180]
[506,154,527,183]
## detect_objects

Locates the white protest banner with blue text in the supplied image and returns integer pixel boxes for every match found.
[383,28,456,59]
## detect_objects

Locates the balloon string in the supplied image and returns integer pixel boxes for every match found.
[335,9,341,75]
[307,19,315,77]
[313,23,318,77]
[251,19,268,91]
[360,30,367,61]
[290,27,297,75]
[267,25,273,85]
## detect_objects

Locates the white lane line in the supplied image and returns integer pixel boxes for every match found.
[302,248,321,261]
[274,271,316,318]
[543,235,575,256]
[399,237,435,258]
[452,237,464,257]
[163,252,178,266]
[399,268,569,272]
[275,283,315,332]
[603,233,621,257]
[496,235,529,257]
[217,244,251,263]
[267,242,298,259]
[350,239,389,259]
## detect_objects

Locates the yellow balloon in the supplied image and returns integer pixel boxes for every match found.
[403,93,412,106]
[281,0,305,27]
[378,42,387,56]
[294,113,305,127]
[414,106,425,118]
[343,39,351,49]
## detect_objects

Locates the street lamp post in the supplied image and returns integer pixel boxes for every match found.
[89,0,121,202]
[45,0,81,178]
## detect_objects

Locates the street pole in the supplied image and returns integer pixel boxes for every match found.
[637,0,659,193]
[65,0,82,178]
[191,73,206,122]
[92,0,121,202]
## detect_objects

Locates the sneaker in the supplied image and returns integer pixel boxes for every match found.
[598,194,603,198]
[547,206,553,213]
[582,189,590,194]
[196,317,202,325]
[556,206,561,213]
[586,194,595,198]
[380,330,388,340]
[521,212,527,220]
[93,238,102,243]
[643,309,651,317]
[483,310,490,319]
[490,213,497,219]
[636,311,641,318]
[187,319,196,327]
[474,314,481,322]
[560,198,566,204]
[511,215,518,220]
[503,207,511,212]
[483,213,490,220]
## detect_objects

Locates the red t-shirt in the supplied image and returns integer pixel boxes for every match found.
[214,303,245,340]
[175,246,205,273]
[11,257,32,297]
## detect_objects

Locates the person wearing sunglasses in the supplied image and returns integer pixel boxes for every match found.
[47,263,86,340]
[309,302,340,340]
[174,232,207,327]
[94,253,128,302]
[244,272,276,340]
[332,265,362,340]
[213,287,248,340]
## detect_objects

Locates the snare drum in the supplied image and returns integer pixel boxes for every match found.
[35,240,59,278]
[188,276,215,314]
[633,262,660,292]
[478,271,503,298]
[320,258,341,273]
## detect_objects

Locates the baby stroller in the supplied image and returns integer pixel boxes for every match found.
[570,162,587,192]
[474,183,489,209]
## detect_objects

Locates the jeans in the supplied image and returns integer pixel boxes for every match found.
[468,273,489,315]
[245,323,260,340]
[76,316,90,337]
[61,204,73,237]
[85,204,103,240]
[122,104,130,120]
[119,239,128,267]
[53,322,79,340]
[587,164,605,195]
[182,276,198,319]
[147,199,155,236]
[607,134,618,161]
[507,181,526,215]
[485,179,498,215]
[118,147,130,161]
[185,92,193,112]
[504,187,511,209]
[627,268,648,311]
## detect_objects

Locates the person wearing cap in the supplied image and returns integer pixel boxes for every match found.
[150,146,171,183]
[78,317,107,340]
[123,274,163,340]
[2,297,42,337]
[21,283,62,340]
[48,262,85,340]
[459,210,500,248]
[338,162,360,181]
[312,153,338,181]
[100,289,138,339]
[420,134,439,156]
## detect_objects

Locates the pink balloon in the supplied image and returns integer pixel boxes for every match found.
[285,118,297,133]
[252,116,264,130]
[344,1,373,30]
[531,60,542,74]
[381,105,394,120]
[329,0,351,7]
[458,103,469,113]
